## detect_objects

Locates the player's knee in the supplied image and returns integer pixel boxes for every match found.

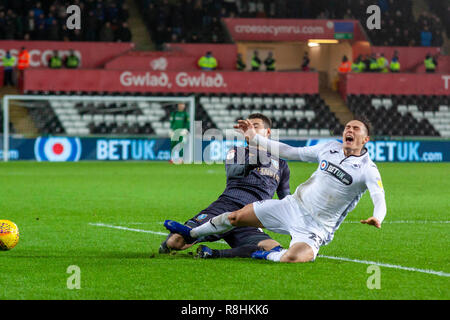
[280,251,314,263]
[166,234,185,250]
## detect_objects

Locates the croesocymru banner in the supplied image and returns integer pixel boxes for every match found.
[23,69,319,94]
[0,40,134,68]
[1,137,449,162]
[223,18,366,42]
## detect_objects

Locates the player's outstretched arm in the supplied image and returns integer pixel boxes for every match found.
[361,166,387,229]
[234,120,303,160]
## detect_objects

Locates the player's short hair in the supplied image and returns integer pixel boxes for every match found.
[248,113,272,128]
[352,115,372,136]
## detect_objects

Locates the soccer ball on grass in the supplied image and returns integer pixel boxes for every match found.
[0,220,19,251]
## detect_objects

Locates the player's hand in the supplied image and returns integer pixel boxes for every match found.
[360,217,381,229]
[234,119,256,141]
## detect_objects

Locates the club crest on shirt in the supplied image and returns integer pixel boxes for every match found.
[320,160,353,185]
[196,213,208,221]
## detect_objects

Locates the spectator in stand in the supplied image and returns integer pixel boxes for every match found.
[389,51,400,72]
[251,50,261,71]
[2,51,16,87]
[115,22,132,42]
[420,25,432,47]
[338,55,351,73]
[99,21,115,42]
[48,19,59,41]
[32,2,44,19]
[351,55,362,73]
[17,46,30,87]
[64,50,80,69]
[363,54,371,71]
[48,50,62,69]
[23,10,36,39]
[424,53,437,73]
[369,54,380,72]
[236,53,246,71]
[264,52,276,71]
[377,53,389,73]
[301,51,310,72]
[84,10,98,42]
[0,0,131,42]
[198,51,218,71]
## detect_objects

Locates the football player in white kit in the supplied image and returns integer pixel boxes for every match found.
[164,117,387,263]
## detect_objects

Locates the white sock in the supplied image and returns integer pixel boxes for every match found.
[190,212,233,238]
[266,249,288,262]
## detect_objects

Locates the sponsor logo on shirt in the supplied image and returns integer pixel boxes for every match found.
[319,159,353,185]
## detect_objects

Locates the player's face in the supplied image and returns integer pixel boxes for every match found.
[249,118,270,138]
[178,103,185,112]
[343,120,369,152]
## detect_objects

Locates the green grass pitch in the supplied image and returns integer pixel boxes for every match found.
[0,161,448,300]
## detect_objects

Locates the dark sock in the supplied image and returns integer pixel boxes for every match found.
[217,245,261,258]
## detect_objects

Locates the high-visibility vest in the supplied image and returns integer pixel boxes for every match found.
[377,57,389,72]
[424,58,435,70]
[50,56,62,68]
[370,59,379,71]
[338,61,351,73]
[390,61,400,72]
[358,61,366,72]
[198,56,217,70]
[17,50,30,70]
[66,55,79,68]
[251,56,261,68]
[2,56,16,69]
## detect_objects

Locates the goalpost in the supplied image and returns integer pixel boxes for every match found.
[2,94,196,162]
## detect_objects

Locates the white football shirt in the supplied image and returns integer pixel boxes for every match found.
[291,141,385,242]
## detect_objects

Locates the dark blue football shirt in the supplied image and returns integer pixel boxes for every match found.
[219,145,290,205]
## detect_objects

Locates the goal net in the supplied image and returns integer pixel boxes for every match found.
[1,95,196,162]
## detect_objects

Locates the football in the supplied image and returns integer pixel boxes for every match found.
[0,220,20,251]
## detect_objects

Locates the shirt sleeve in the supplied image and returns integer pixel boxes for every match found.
[276,161,291,199]
[251,134,326,163]
[364,164,387,223]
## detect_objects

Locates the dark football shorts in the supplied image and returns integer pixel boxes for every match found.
[183,196,273,248]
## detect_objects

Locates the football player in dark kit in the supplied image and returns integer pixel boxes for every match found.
[159,113,291,259]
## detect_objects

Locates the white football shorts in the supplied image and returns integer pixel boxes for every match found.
[253,195,327,259]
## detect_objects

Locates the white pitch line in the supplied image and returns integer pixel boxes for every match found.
[89,222,228,244]
[344,220,450,224]
[88,222,168,236]
[89,222,449,278]
[318,255,450,277]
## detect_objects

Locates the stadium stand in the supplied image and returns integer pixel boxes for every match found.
[21,93,343,138]
[0,105,15,134]
[347,94,450,137]
[136,0,443,47]
[0,0,131,42]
